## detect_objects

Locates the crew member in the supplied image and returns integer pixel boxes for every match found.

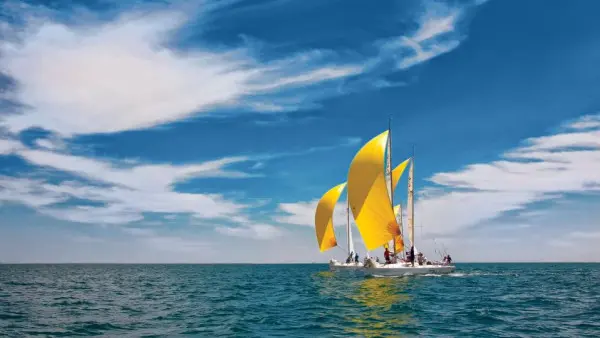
[384,247,391,264]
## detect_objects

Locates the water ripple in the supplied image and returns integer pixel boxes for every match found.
[1,263,599,337]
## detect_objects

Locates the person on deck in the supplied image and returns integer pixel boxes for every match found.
[384,247,391,264]
[417,252,425,265]
[354,252,359,263]
[447,254,452,264]
[410,246,415,267]
[403,251,411,263]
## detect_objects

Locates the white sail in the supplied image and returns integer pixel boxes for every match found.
[346,199,355,255]
[396,203,403,235]
[407,158,415,248]
[385,135,392,201]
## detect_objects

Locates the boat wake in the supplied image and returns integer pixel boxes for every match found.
[368,271,512,278]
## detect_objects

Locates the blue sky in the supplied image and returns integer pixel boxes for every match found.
[1,0,599,263]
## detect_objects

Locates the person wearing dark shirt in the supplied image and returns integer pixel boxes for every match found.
[410,246,415,267]
[384,247,391,264]
[354,252,359,263]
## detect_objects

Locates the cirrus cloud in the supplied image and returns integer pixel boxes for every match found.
[0,4,363,136]
[0,0,482,137]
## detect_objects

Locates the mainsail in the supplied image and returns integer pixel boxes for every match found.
[392,158,410,194]
[346,199,355,255]
[389,158,410,254]
[407,158,415,248]
[348,131,399,251]
[393,203,404,253]
[314,182,346,252]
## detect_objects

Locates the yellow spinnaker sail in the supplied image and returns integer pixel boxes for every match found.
[348,131,400,251]
[314,182,346,252]
[394,234,404,253]
[392,158,410,193]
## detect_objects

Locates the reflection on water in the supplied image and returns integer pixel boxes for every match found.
[314,271,335,279]
[312,270,351,299]
[346,276,415,337]
[311,270,416,337]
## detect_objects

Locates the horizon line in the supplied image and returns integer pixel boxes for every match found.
[1,261,600,265]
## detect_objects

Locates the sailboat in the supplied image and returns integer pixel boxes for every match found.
[314,182,363,270]
[314,159,415,270]
[348,121,455,276]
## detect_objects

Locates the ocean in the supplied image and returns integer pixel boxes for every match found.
[1,263,599,337]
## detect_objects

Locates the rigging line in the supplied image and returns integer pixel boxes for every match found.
[334,243,348,255]
[333,223,352,255]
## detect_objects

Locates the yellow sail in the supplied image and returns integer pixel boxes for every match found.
[391,158,410,193]
[314,182,346,252]
[393,204,404,253]
[394,234,404,253]
[348,131,400,251]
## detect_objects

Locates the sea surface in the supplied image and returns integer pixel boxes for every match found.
[1,263,599,337]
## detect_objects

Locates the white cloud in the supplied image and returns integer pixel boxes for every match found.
[566,114,600,130]
[34,137,65,150]
[250,66,363,92]
[0,5,363,136]
[1,132,365,225]
[41,203,144,225]
[34,139,56,150]
[0,138,23,154]
[417,114,600,237]
[36,179,246,224]
[274,200,317,226]
[216,223,283,240]
[0,0,486,138]
[274,199,350,228]
[377,0,467,70]
[509,130,600,154]
[415,190,544,236]
[18,149,254,191]
[0,146,253,224]
[0,176,67,207]
[412,4,460,43]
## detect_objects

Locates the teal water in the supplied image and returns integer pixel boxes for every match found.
[1,263,599,337]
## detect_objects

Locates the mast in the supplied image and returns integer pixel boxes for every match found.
[387,116,395,255]
[408,146,415,253]
[346,198,354,255]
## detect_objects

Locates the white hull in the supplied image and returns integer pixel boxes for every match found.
[363,259,455,276]
[329,259,364,271]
